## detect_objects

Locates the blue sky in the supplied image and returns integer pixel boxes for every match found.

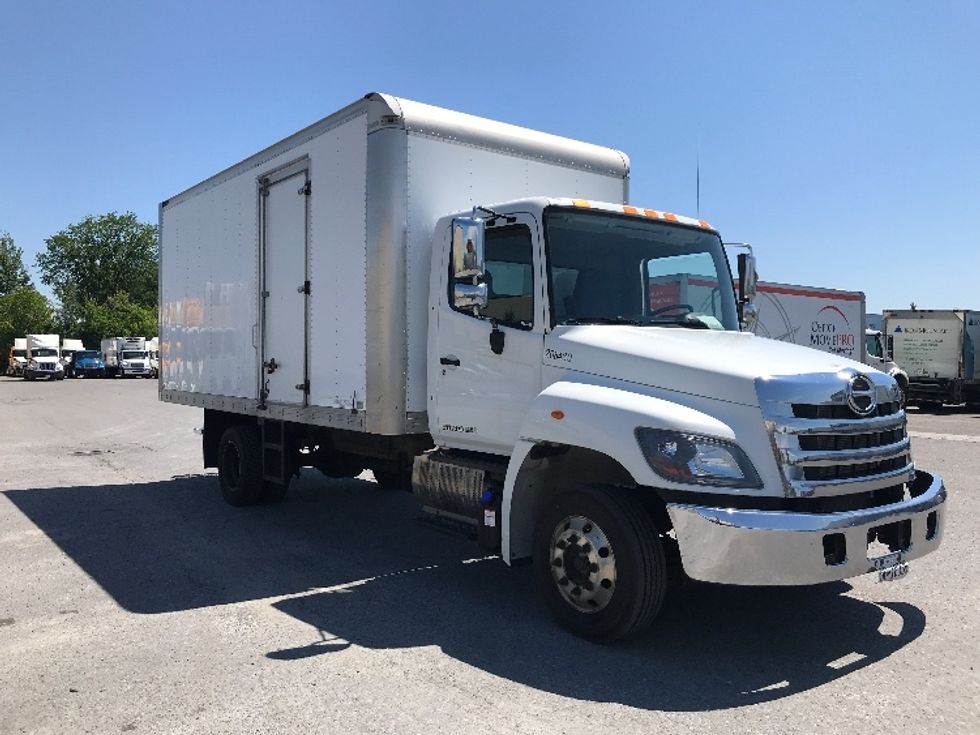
[1,1,977,313]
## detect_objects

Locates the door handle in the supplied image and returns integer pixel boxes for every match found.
[264,358,279,374]
[440,356,460,367]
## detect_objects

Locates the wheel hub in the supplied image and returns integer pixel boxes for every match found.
[550,515,616,613]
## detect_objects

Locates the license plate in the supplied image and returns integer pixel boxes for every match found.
[877,562,910,583]
[870,550,903,571]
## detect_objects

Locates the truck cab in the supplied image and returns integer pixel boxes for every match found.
[421,198,944,639]
[865,328,909,403]
[7,339,27,376]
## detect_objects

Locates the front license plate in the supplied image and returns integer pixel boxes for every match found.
[870,550,902,571]
[877,562,910,583]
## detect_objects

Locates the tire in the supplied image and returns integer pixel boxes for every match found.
[217,425,265,506]
[534,484,667,643]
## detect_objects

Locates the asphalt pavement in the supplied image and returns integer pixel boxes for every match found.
[1,376,977,734]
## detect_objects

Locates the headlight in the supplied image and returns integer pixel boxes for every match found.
[634,428,762,489]
[121,361,130,367]
[29,360,38,369]
[55,363,63,371]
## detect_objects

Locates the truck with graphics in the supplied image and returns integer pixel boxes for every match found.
[747,280,909,401]
[160,93,946,641]
[882,309,980,407]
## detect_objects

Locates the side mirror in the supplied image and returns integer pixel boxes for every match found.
[452,216,488,311]
[452,217,485,280]
[737,252,757,302]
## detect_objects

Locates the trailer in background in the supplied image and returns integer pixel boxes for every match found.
[749,281,865,361]
[6,337,27,376]
[882,309,980,406]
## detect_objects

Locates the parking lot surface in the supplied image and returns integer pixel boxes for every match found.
[1,377,978,734]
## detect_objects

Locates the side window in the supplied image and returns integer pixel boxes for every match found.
[451,224,534,330]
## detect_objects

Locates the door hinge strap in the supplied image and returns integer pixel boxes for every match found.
[295,380,310,393]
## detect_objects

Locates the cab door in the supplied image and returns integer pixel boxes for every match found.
[433,213,544,454]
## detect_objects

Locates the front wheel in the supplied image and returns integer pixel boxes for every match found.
[534,484,667,643]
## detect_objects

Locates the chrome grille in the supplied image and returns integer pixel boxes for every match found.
[757,368,914,498]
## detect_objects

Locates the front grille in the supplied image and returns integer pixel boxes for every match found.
[799,426,905,451]
[791,402,900,420]
[759,369,913,503]
[803,454,909,482]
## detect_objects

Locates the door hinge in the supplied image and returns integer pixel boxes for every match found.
[297,280,311,294]
[298,181,311,196]
[295,379,310,393]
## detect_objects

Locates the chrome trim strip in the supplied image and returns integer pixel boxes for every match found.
[793,463,917,496]
[782,437,910,467]
[771,412,906,435]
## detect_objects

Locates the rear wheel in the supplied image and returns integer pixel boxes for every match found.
[217,425,265,506]
[534,484,667,643]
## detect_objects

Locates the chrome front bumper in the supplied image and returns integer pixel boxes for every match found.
[667,470,946,585]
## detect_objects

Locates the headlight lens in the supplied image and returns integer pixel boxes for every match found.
[634,428,762,489]
[29,360,38,369]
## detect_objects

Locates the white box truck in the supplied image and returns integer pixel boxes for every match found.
[160,93,945,641]
[6,337,28,376]
[882,309,980,406]
[60,338,85,373]
[25,334,63,381]
[145,336,159,378]
[101,336,152,378]
[748,281,910,401]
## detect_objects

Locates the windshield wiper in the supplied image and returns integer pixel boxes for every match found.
[645,316,711,329]
[562,316,645,326]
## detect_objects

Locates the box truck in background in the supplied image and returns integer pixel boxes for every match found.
[101,337,153,378]
[60,338,85,373]
[146,337,159,378]
[160,92,945,641]
[25,334,63,381]
[748,281,910,401]
[882,309,980,406]
[6,337,28,376]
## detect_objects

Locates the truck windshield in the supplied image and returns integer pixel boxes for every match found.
[13,349,26,358]
[76,351,99,361]
[866,333,883,358]
[545,209,739,330]
[122,351,147,360]
[32,348,58,357]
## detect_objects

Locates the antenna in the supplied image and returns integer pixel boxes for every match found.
[696,131,701,217]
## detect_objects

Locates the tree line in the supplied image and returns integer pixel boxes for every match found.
[0,213,157,353]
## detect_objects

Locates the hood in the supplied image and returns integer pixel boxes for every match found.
[545,326,878,405]
[32,355,60,364]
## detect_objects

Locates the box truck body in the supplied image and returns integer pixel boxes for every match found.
[750,281,866,362]
[748,281,909,398]
[882,309,980,405]
[159,93,945,642]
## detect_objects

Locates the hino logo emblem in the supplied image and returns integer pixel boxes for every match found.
[846,373,877,416]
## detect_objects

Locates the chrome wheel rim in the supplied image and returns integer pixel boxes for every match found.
[549,515,616,613]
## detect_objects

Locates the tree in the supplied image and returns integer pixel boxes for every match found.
[35,212,158,343]
[75,292,157,347]
[0,231,32,296]
[36,212,158,310]
[0,287,54,354]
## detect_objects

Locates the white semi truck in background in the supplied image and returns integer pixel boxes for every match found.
[749,281,910,401]
[101,337,153,378]
[883,309,980,407]
[160,93,946,641]
[7,337,28,376]
[24,334,63,381]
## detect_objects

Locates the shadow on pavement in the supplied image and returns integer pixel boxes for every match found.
[5,472,925,711]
